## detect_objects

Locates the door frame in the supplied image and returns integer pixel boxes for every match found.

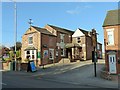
[108,54,116,74]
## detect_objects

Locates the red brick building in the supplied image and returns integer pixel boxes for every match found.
[21,26,56,66]
[71,28,102,61]
[44,24,74,62]
[103,9,120,74]
[21,24,73,66]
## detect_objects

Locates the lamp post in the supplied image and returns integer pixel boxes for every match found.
[10,0,17,71]
[14,1,17,71]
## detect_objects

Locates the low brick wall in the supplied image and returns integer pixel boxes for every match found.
[100,70,112,80]
[2,62,9,70]
[21,63,28,71]
[100,70,118,81]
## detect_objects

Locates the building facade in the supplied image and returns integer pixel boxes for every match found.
[44,24,74,61]
[72,28,93,60]
[21,26,56,66]
[21,24,73,66]
[103,9,120,74]
[72,28,102,61]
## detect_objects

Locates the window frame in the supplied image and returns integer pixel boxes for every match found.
[49,48,54,60]
[106,29,114,46]
[61,48,65,56]
[60,34,65,43]
[28,35,33,45]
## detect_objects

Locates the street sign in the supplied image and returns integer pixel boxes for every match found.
[92,51,97,62]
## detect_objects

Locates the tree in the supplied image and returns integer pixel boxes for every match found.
[10,42,22,51]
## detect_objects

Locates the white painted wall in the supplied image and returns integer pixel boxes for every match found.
[72,28,84,37]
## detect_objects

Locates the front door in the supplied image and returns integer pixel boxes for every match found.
[108,54,116,74]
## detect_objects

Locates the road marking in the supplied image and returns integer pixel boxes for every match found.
[1,83,7,85]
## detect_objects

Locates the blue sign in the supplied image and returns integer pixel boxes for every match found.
[30,61,36,72]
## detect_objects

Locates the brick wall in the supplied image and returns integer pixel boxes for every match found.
[104,25,120,74]
[41,34,56,65]
[21,27,41,63]
[86,36,94,60]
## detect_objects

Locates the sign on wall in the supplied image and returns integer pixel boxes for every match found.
[37,52,41,58]
[43,50,48,59]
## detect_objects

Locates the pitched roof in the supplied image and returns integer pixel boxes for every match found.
[97,42,102,45]
[103,9,120,27]
[78,28,89,36]
[32,26,55,36]
[47,24,74,34]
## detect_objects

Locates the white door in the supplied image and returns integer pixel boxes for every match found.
[109,54,116,74]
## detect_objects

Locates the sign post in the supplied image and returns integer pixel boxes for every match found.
[91,29,98,77]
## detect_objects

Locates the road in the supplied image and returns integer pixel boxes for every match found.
[1,59,118,89]
[2,71,98,88]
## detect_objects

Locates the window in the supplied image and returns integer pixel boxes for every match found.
[77,37,81,43]
[28,36,33,44]
[27,51,30,54]
[107,31,114,45]
[61,48,64,56]
[97,44,100,50]
[26,51,30,59]
[25,50,36,60]
[32,50,35,59]
[32,55,34,59]
[49,49,54,60]
[32,50,34,54]
[60,34,64,43]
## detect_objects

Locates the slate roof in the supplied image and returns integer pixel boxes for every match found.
[103,9,120,27]
[47,24,74,34]
[32,26,55,36]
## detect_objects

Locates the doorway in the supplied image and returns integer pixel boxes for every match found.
[108,54,116,74]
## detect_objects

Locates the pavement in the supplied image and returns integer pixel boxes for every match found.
[2,59,119,88]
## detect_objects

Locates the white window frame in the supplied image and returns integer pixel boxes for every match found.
[25,50,36,60]
[107,31,114,45]
[49,48,54,60]
[97,44,100,50]
[28,35,33,45]
[61,48,65,56]
[60,34,64,43]
[106,28,114,46]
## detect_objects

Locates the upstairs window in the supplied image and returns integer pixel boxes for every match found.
[107,31,114,45]
[77,37,81,43]
[97,44,100,50]
[60,34,64,43]
[28,36,33,44]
